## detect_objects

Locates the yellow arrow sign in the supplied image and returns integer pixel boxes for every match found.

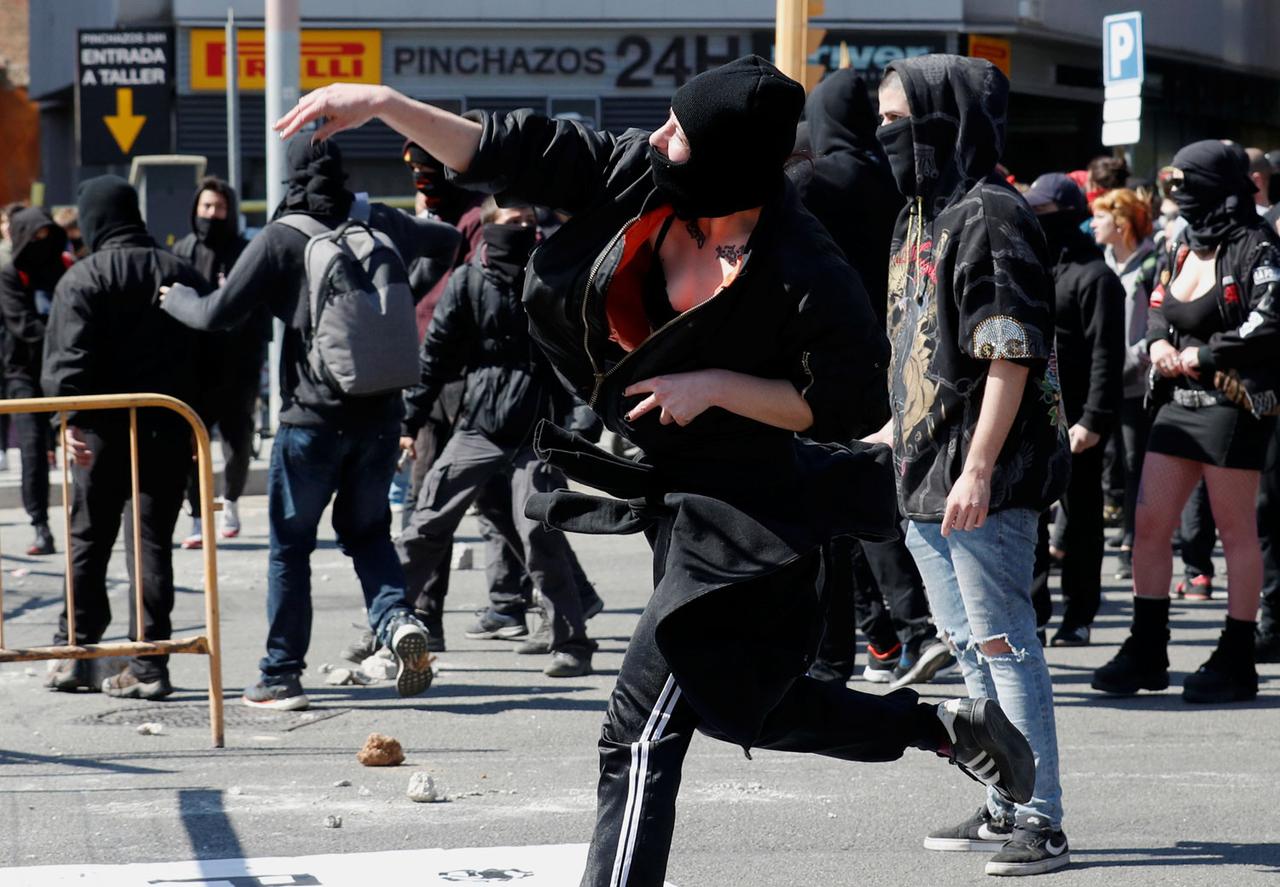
[103,87,147,155]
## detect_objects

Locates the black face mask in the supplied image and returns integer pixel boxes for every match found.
[876,118,917,198]
[482,223,537,285]
[194,215,235,253]
[17,237,62,275]
[648,143,775,220]
[1037,211,1084,261]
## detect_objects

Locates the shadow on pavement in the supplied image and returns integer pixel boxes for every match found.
[0,747,175,775]
[1072,841,1280,871]
[179,787,245,861]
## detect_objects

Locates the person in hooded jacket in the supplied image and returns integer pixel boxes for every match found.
[1092,140,1280,705]
[865,57,1073,874]
[40,176,208,700]
[275,54,1039,887]
[1023,173,1125,648]
[160,136,461,711]
[171,176,269,548]
[787,67,949,690]
[397,198,596,677]
[0,207,69,555]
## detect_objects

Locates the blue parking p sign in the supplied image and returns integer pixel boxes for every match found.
[1103,12,1144,87]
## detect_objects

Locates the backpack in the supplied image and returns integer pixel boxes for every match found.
[276,207,420,397]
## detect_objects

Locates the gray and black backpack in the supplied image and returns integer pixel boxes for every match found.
[277,206,420,397]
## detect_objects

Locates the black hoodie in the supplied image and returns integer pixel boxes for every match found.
[0,207,69,391]
[161,136,462,428]
[788,68,903,327]
[881,55,1070,521]
[41,176,207,429]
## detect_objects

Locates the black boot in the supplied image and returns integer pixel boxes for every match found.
[1092,596,1170,695]
[1183,617,1258,704]
[27,523,55,556]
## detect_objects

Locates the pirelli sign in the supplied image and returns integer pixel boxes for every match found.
[189,29,381,91]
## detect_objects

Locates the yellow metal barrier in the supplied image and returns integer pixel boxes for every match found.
[0,394,224,748]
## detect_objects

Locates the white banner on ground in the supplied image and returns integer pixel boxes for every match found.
[0,844,680,887]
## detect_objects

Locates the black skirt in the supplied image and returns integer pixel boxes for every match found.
[1147,401,1276,470]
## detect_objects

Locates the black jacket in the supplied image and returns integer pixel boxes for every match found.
[883,55,1070,521]
[1048,227,1125,434]
[42,231,206,431]
[0,208,69,393]
[1148,220,1280,415]
[402,257,563,445]
[161,204,461,428]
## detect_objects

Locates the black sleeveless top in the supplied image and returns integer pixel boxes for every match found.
[1162,280,1224,391]
[642,215,680,329]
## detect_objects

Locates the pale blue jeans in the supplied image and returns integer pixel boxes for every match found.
[905,507,1064,828]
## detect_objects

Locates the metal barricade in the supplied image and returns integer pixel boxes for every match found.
[0,394,224,747]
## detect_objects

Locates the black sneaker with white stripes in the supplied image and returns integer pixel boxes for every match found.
[937,697,1035,806]
[985,812,1071,876]
[923,805,1013,852]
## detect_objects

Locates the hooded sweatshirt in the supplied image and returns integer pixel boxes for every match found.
[41,176,207,429]
[161,136,462,428]
[879,55,1070,521]
[0,207,70,391]
[788,68,903,327]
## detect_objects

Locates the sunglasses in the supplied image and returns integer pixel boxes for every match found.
[1157,166,1185,198]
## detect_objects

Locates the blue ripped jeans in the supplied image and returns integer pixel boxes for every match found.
[905,508,1064,828]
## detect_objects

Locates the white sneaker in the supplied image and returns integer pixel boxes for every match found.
[219,500,241,538]
[0,450,10,471]
[181,517,203,550]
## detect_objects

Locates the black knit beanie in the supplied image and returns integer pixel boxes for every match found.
[649,55,805,218]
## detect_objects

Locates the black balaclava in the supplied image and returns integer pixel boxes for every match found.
[194,214,236,252]
[402,139,468,220]
[274,134,354,220]
[1168,140,1258,251]
[877,118,916,197]
[482,222,537,286]
[9,207,68,291]
[77,175,150,252]
[649,55,805,218]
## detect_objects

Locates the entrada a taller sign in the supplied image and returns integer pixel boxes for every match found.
[77,29,174,163]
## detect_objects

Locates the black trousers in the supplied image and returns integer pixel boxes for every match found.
[580,552,938,887]
[53,419,190,681]
[1032,442,1105,631]
[1179,480,1217,580]
[187,357,261,517]
[1258,421,1280,638]
[397,428,590,654]
[1116,397,1151,548]
[6,380,50,526]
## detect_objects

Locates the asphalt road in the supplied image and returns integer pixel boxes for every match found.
[1,495,1277,886]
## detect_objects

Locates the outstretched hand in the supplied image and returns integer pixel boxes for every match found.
[274,83,388,142]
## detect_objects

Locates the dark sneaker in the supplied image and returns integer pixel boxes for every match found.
[581,593,605,621]
[27,523,55,556]
[1049,624,1091,647]
[1175,574,1213,601]
[1256,632,1280,665]
[888,638,954,691]
[807,659,852,683]
[1114,549,1132,581]
[243,674,309,711]
[516,609,552,655]
[389,617,434,698]
[1182,651,1258,704]
[923,805,1013,852]
[936,697,1035,806]
[861,642,900,684]
[985,813,1071,876]
[1091,635,1169,695]
[102,670,173,700]
[465,609,528,640]
[544,650,592,678]
[341,628,378,665]
[415,609,446,653]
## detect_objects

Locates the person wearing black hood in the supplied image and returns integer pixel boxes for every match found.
[171,176,268,547]
[40,175,207,699]
[396,198,596,676]
[1093,140,1280,704]
[275,55,1037,887]
[160,135,461,711]
[1023,173,1125,647]
[866,58,1072,874]
[788,67,948,691]
[0,207,69,555]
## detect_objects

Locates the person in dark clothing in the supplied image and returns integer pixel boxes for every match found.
[40,176,207,700]
[0,207,68,555]
[1093,140,1280,704]
[1023,173,1125,646]
[274,54,1038,887]
[1174,480,1217,598]
[397,200,596,677]
[868,57,1072,874]
[1256,421,1280,661]
[171,176,268,547]
[161,136,460,711]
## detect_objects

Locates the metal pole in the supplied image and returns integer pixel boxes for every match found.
[265,0,299,433]
[225,8,240,197]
